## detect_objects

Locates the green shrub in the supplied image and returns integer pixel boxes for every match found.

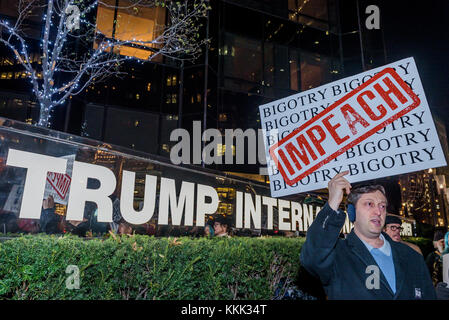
[402,237,434,258]
[0,234,304,300]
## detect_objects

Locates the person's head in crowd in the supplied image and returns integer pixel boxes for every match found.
[384,214,403,242]
[433,229,446,253]
[118,221,133,235]
[204,223,214,237]
[213,215,230,237]
[347,184,387,240]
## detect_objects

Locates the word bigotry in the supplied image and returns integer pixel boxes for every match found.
[270,68,421,186]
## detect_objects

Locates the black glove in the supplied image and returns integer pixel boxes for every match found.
[436,282,449,300]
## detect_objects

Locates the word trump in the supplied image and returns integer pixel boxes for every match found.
[270,68,420,186]
[5,149,338,232]
[6,149,219,226]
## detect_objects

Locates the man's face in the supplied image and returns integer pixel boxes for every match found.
[214,222,226,236]
[385,223,402,242]
[354,191,387,238]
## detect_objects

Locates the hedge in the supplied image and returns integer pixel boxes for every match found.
[402,236,434,258]
[0,234,305,300]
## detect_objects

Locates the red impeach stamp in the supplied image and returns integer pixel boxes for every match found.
[269,67,421,186]
[47,172,71,200]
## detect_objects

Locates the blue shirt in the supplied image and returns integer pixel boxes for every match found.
[360,233,396,293]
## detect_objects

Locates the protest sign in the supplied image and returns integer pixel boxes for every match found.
[43,154,75,205]
[3,184,23,214]
[259,57,447,197]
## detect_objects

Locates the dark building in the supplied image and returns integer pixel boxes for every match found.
[1,0,448,229]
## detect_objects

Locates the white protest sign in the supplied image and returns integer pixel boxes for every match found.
[259,57,447,197]
[43,154,76,205]
[3,184,23,214]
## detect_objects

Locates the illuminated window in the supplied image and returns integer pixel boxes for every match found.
[162,144,170,152]
[172,75,177,86]
[288,0,328,30]
[95,0,166,61]
[166,114,178,120]
[166,94,172,104]
[14,72,21,79]
[0,73,7,79]
[3,58,13,66]
[171,93,177,104]
[147,82,152,91]
[219,113,228,122]
[167,77,172,86]
[196,93,201,103]
[136,94,140,100]
[7,72,12,79]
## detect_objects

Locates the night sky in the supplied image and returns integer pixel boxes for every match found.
[380,0,449,129]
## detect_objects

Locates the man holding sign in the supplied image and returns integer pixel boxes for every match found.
[300,171,436,299]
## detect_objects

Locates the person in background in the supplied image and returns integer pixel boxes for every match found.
[434,231,449,299]
[426,229,447,286]
[40,195,61,234]
[118,220,133,235]
[384,214,422,255]
[213,215,230,237]
[204,222,215,237]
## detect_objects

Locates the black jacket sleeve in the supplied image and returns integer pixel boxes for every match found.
[299,202,347,285]
[418,254,438,300]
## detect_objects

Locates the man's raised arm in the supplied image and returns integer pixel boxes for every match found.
[299,171,351,284]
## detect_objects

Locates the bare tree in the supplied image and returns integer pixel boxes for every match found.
[0,0,210,127]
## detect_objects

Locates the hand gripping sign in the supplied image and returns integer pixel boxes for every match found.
[269,68,420,186]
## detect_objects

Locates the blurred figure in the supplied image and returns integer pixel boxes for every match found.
[435,231,449,300]
[213,215,230,237]
[0,211,19,234]
[384,214,422,255]
[40,195,60,234]
[118,221,133,235]
[425,229,446,286]
[204,223,214,237]
[17,218,40,234]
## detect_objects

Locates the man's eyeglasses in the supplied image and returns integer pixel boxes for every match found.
[387,225,404,231]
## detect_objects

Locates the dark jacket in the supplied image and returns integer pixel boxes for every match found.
[39,208,60,234]
[425,250,442,286]
[300,203,436,300]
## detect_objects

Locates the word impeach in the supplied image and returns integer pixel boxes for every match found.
[46,172,71,200]
[269,68,420,186]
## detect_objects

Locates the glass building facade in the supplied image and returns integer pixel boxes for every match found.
[1,0,448,232]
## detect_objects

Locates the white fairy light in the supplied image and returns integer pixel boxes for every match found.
[0,0,210,127]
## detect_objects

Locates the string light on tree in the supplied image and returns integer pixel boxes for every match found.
[0,0,210,127]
